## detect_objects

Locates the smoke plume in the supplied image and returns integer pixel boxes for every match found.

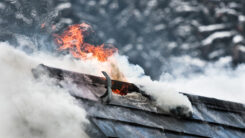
[110,55,193,114]
[160,56,245,103]
[0,42,89,138]
[0,33,194,138]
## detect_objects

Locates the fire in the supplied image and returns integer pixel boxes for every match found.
[112,84,128,95]
[112,89,126,95]
[54,22,128,95]
[54,23,117,62]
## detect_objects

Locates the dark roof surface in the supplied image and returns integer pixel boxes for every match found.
[33,64,245,138]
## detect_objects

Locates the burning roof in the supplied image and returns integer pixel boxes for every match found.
[31,22,244,137]
[32,64,245,138]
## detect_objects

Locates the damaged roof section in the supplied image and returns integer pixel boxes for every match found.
[32,64,245,138]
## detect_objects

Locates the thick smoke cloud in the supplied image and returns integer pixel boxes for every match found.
[111,55,193,114]
[0,38,193,137]
[33,49,194,115]
[160,56,245,103]
[0,43,89,138]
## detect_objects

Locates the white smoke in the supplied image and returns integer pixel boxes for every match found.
[160,56,245,104]
[31,51,193,114]
[0,43,89,138]
[0,35,194,138]
[32,46,193,115]
[110,55,193,114]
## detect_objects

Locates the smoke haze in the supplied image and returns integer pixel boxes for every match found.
[160,56,245,103]
[1,0,245,137]
[0,43,89,138]
[0,39,193,137]
[1,29,244,137]
[111,55,193,113]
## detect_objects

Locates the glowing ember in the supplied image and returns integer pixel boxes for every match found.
[112,89,127,95]
[54,23,118,62]
[112,89,124,95]
[112,82,129,95]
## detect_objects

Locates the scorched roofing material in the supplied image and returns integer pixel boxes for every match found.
[32,64,245,138]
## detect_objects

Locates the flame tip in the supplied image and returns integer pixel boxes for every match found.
[54,22,117,62]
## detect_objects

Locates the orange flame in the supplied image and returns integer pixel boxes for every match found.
[112,89,127,95]
[112,89,124,95]
[54,23,117,62]
[111,82,128,95]
[54,23,128,95]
